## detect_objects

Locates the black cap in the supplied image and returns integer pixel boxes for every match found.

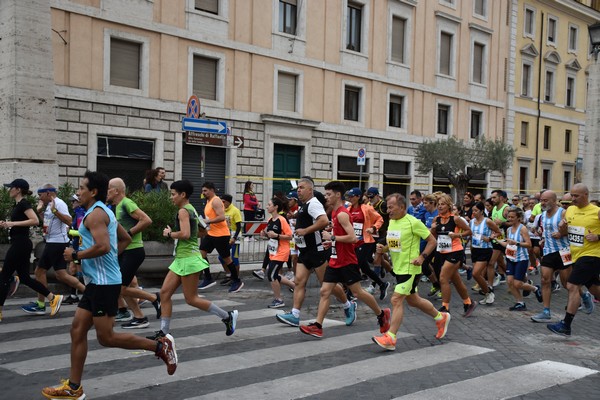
[4,178,29,191]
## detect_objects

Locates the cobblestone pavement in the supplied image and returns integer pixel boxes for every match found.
[0,268,598,399]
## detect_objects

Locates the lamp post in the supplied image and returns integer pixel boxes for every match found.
[583,23,600,197]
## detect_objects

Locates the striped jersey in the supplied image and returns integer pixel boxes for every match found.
[469,218,492,249]
[505,224,528,262]
[541,208,569,256]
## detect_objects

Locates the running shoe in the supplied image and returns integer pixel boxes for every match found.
[534,285,543,303]
[276,311,300,327]
[379,281,391,301]
[223,310,238,336]
[41,379,85,400]
[228,280,244,293]
[152,292,161,319]
[458,268,466,275]
[420,275,429,282]
[523,280,534,297]
[252,269,265,280]
[479,292,495,305]
[365,284,375,295]
[435,312,451,339]
[49,295,63,317]
[372,332,396,351]
[299,322,323,338]
[122,317,150,329]
[498,275,507,284]
[471,283,481,292]
[581,292,595,315]
[220,277,232,286]
[552,281,561,292]
[466,267,473,281]
[22,302,46,315]
[531,310,551,323]
[492,273,501,287]
[8,275,20,297]
[438,305,449,313]
[344,300,357,326]
[63,295,80,305]
[146,330,166,340]
[198,278,216,290]
[463,301,477,318]
[115,309,133,322]
[156,334,178,375]
[509,302,527,311]
[547,320,571,336]
[268,299,285,308]
[427,285,440,297]
[377,308,391,333]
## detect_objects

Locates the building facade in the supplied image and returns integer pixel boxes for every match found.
[3,0,513,208]
[509,0,600,196]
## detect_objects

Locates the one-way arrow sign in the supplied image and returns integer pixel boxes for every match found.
[182,117,227,134]
[234,136,244,148]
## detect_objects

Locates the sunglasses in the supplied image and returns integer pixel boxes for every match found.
[560,201,572,205]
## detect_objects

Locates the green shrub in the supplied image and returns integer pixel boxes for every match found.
[129,190,178,242]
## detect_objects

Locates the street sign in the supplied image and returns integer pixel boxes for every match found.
[186,95,200,118]
[357,147,366,166]
[185,131,244,148]
[182,117,228,134]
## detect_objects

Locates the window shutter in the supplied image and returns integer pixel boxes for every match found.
[440,32,452,75]
[473,43,484,83]
[193,56,217,100]
[391,17,405,63]
[277,73,297,112]
[195,0,218,14]
[110,38,141,89]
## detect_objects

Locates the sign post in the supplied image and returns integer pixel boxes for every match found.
[357,148,366,189]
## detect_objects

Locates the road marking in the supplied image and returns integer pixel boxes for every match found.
[395,360,599,399]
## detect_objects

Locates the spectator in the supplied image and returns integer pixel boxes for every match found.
[243,180,259,223]
[144,169,160,193]
[156,167,168,191]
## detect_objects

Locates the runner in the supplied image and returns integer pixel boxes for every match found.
[421,194,441,298]
[261,197,295,308]
[490,190,509,286]
[366,187,391,279]
[496,207,542,311]
[431,194,477,317]
[146,180,238,340]
[276,177,356,327]
[42,171,177,400]
[371,193,450,351]
[469,202,502,305]
[299,181,390,338]
[548,184,600,335]
[218,194,243,286]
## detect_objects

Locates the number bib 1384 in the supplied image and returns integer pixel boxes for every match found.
[387,231,401,252]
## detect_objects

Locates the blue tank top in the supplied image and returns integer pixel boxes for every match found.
[79,201,122,285]
[469,218,492,249]
[506,224,529,262]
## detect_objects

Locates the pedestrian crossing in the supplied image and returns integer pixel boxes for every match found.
[0,292,598,399]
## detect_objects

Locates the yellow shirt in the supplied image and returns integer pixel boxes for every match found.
[224,204,242,237]
[565,203,600,261]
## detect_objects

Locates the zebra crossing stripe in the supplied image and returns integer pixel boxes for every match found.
[184,342,493,400]
[84,330,414,398]
[394,360,598,400]
[3,317,346,375]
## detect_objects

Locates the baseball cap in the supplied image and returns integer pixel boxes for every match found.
[4,178,29,191]
[287,191,299,200]
[366,187,379,198]
[346,187,362,197]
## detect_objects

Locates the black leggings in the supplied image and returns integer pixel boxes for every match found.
[356,243,384,287]
[0,237,50,306]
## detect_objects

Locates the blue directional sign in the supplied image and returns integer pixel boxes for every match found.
[182,118,228,134]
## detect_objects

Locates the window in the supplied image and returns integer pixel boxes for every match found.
[344,86,360,121]
[337,156,369,191]
[566,77,575,107]
[547,17,557,44]
[439,32,453,76]
[279,0,297,35]
[97,136,153,192]
[521,64,531,96]
[391,16,406,63]
[437,104,450,134]
[542,168,551,190]
[543,126,551,150]
[195,0,218,14]
[474,0,486,17]
[569,25,578,51]
[472,42,485,84]
[110,38,141,89]
[193,55,217,100]
[545,70,554,102]
[470,110,482,139]
[277,72,297,112]
[383,160,410,198]
[519,167,528,193]
[563,170,571,192]
[565,130,572,153]
[520,121,528,146]
[346,3,362,52]
[388,95,404,128]
[524,8,535,37]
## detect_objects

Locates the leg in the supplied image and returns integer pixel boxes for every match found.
[473,261,490,293]
[291,263,311,310]
[540,266,553,308]
[181,273,214,312]
[314,282,336,324]
[386,293,406,335]
[35,266,48,303]
[347,281,381,315]
[56,269,86,294]
[69,307,95,385]
[314,263,348,303]
[159,271,181,320]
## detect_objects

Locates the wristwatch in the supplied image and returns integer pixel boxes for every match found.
[72,250,79,261]
[330,235,336,242]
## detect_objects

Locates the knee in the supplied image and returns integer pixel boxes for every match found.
[96,331,114,347]
[183,293,197,305]
[319,287,330,298]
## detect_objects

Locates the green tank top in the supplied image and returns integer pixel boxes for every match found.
[174,203,200,258]
[491,204,508,222]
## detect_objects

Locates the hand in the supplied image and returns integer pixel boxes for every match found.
[295,228,307,237]
[163,225,172,238]
[551,232,561,239]
[585,230,599,242]
[229,237,236,245]
[267,231,278,239]
[411,255,424,266]
[376,243,386,254]
[63,247,75,262]
[322,231,332,241]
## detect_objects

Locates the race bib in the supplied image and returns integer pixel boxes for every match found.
[43,216,50,236]
[471,233,482,248]
[268,238,279,256]
[505,244,517,261]
[294,233,306,248]
[437,235,452,253]
[567,226,585,247]
[289,240,295,250]
[559,248,573,266]
[353,222,364,239]
[387,231,401,253]
[330,241,337,259]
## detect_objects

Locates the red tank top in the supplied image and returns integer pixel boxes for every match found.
[329,206,358,268]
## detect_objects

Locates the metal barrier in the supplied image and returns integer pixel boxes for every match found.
[236,221,269,264]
